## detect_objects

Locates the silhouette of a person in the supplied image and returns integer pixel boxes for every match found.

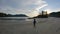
[33,18,36,27]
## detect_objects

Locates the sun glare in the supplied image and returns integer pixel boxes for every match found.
[44,9,53,14]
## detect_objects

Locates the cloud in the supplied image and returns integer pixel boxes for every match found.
[55,8,60,11]
[0,0,48,17]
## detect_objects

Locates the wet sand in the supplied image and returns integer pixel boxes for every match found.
[0,17,60,34]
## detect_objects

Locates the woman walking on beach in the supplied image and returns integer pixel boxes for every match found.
[33,18,36,27]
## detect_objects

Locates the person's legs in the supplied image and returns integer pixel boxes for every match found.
[34,22,36,27]
[33,18,36,28]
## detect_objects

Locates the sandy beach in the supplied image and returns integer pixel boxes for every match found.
[0,17,60,34]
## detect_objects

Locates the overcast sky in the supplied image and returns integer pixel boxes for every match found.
[0,0,60,17]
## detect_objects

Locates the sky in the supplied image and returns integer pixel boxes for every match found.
[44,0,60,13]
[0,0,60,17]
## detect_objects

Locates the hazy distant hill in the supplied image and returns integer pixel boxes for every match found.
[13,14,28,17]
[49,11,60,17]
[0,13,28,17]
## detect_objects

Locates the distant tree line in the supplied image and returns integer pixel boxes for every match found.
[33,11,48,18]
[49,11,60,17]
[0,11,60,18]
[33,11,60,18]
[0,13,28,17]
[0,13,7,17]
